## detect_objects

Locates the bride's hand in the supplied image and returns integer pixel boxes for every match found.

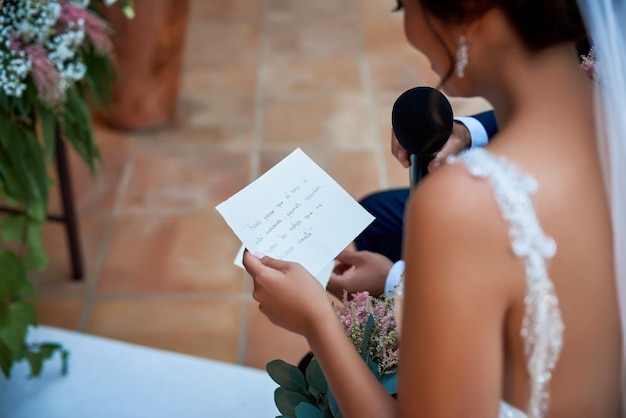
[242,250,335,338]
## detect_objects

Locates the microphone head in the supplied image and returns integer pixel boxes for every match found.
[391,86,454,156]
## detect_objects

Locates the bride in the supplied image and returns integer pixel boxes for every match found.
[243,0,626,417]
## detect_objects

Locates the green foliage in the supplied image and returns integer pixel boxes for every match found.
[0,92,100,378]
[61,88,102,174]
[0,0,132,380]
[304,357,327,395]
[0,90,88,379]
[267,317,398,418]
[267,359,307,392]
[275,387,312,417]
[294,403,323,418]
[361,314,375,357]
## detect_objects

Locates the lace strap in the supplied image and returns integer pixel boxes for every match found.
[451,148,564,418]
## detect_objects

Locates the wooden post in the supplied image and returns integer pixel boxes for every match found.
[54,126,84,281]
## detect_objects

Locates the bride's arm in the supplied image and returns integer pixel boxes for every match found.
[243,252,397,418]
[306,300,397,417]
[397,164,514,417]
[242,163,515,417]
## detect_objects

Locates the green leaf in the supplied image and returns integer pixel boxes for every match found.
[0,302,8,325]
[25,221,44,249]
[275,387,311,417]
[327,389,340,416]
[61,348,69,376]
[0,301,37,356]
[19,218,48,272]
[0,339,13,378]
[25,203,47,224]
[305,357,328,394]
[0,114,47,205]
[37,342,63,359]
[295,402,322,418]
[24,243,49,272]
[0,214,27,243]
[365,356,380,377]
[16,276,35,299]
[20,126,50,206]
[24,343,65,378]
[0,250,27,299]
[12,94,31,121]
[24,349,43,377]
[80,47,116,111]
[12,302,38,327]
[37,105,57,164]
[267,359,307,392]
[0,91,8,111]
[361,314,375,357]
[320,406,334,418]
[60,88,101,174]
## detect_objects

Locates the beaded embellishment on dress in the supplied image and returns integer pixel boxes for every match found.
[451,148,565,418]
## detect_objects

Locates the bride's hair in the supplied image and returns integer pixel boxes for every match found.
[421,0,588,51]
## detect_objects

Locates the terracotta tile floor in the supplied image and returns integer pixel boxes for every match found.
[32,0,490,371]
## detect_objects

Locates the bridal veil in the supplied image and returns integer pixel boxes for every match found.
[576,0,626,410]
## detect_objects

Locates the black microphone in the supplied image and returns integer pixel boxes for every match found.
[391,86,454,189]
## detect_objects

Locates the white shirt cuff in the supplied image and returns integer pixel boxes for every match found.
[454,116,489,148]
[384,260,405,296]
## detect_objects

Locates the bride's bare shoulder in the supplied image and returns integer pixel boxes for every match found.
[404,159,525,296]
[406,160,501,235]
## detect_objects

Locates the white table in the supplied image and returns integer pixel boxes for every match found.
[0,326,279,417]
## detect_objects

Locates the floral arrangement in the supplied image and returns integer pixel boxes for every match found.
[580,47,598,81]
[266,291,399,417]
[336,290,399,376]
[0,0,132,379]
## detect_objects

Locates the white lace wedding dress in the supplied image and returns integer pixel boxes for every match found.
[395,148,565,418]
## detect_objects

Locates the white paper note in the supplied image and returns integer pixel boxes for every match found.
[216,148,375,285]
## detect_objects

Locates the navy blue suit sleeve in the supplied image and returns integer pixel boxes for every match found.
[471,110,498,140]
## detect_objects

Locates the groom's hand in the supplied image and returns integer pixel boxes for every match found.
[428,120,472,172]
[326,250,393,299]
[391,120,472,172]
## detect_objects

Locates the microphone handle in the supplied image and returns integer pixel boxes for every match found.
[410,154,431,189]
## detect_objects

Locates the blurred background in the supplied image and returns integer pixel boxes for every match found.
[32,0,490,371]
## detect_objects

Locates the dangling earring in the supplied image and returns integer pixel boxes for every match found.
[455,35,468,78]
